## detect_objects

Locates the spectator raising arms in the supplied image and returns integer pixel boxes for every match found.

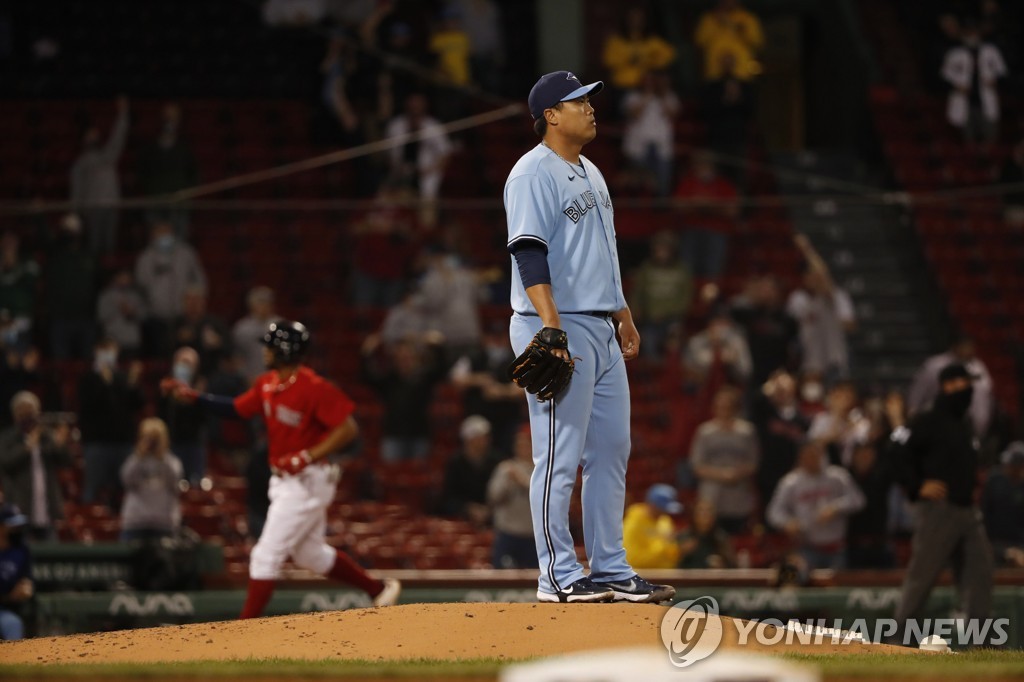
[70,96,129,256]
[694,0,764,82]
[120,418,184,543]
[787,234,855,382]
[602,8,676,92]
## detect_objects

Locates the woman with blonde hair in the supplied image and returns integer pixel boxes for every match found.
[119,418,183,542]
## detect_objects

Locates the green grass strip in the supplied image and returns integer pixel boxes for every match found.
[783,649,1024,676]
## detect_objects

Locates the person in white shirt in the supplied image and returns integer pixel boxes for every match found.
[231,287,276,384]
[907,335,994,438]
[787,234,855,381]
[767,439,865,571]
[941,19,1007,146]
[621,71,680,196]
[386,94,452,227]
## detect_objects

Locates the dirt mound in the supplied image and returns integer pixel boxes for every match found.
[0,602,917,665]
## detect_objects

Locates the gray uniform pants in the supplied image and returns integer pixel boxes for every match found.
[895,500,993,628]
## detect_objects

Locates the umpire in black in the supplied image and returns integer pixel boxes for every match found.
[888,363,993,644]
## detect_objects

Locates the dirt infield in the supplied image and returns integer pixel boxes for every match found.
[0,602,916,665]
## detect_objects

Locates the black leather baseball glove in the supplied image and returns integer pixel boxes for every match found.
[507,327,574,401]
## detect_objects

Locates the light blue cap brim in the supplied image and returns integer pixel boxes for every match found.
[560,81,604,102]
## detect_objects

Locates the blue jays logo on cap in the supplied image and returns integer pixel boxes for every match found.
[528,70,604,120]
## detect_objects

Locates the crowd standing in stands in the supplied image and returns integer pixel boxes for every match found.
[1,0,1022,603]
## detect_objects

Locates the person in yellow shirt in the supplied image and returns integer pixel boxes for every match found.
[694,0,764,81]
[603,8,676,91]
[430,8,472,86]
[623,484,684,569]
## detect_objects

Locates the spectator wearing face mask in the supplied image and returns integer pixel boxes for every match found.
[159,347,207,485]
[77,339,144,506]
[135,221,206,357]
[96,269,147,360]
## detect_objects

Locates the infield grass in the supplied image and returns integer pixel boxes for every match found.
[1,650,1024,679]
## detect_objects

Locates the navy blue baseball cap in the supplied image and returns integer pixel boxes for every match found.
[528,71,604,120]
[0,503,27,528]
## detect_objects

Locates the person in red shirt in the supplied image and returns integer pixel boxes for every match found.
[673,152,739,279]
[162,320,401,618]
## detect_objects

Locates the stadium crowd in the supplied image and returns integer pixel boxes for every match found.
[2,0,1024,640]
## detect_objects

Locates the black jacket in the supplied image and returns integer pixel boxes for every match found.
[890,407,979,507]
[77,370,144,444]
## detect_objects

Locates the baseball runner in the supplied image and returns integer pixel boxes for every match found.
[163,320,400,618]
[504,71,675,604]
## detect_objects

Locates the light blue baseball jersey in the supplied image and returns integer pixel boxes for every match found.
[505,142,636,595]
[504,144,627,314]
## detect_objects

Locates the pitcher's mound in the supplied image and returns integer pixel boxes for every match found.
[1,602,917,665]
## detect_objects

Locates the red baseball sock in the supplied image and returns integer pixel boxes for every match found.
[327,550,385,597]
[239,578,276,619]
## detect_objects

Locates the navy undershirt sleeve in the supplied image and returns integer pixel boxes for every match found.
[510,239,551,288]
[196,393,242,419]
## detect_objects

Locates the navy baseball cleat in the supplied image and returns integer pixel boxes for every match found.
[537,577,616,603]
[593,575,676,603]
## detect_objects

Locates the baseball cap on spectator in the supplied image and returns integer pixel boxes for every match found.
[1002,441,1024,466]
[528,71,604,120]
[645,484,683,515]
[0,503,27,528]
[460,415,491,441]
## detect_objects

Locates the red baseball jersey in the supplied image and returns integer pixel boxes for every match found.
[233,366,355,459]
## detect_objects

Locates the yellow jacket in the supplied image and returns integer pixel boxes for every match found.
[602,34,676,89]
[430,30,472,85]
[623,503,681,569]
[694,8,763,80]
